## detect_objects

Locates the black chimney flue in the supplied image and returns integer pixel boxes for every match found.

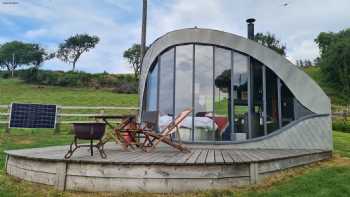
[246,18,256,40]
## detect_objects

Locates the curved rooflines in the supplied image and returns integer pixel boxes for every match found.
[139,28,330,114]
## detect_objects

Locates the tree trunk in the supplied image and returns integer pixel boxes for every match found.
[72,62,76,72]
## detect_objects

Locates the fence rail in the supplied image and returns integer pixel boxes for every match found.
[0,104,139,132]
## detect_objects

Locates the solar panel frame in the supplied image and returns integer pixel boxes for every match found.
[9,103,58,129]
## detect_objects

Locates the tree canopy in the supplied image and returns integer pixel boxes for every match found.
[123,44,148,79]
[0,41,52,76]
[315,29,350,93]
[56,34,99,71]
[254,32,286,56]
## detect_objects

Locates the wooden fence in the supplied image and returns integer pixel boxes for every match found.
[0,104,139,133]
[0,104,349,133]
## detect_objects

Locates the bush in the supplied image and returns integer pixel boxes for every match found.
[333,120,350,133]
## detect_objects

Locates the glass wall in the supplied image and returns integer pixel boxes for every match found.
[251,60,264,138]
[194,45,214,141]
[143,43,314,143]
[233,53,249,140]
[159,48,175,116]
[175,45,193,141]
[145,62,158,111]
[265,67,279,134]
[214,47,232,141]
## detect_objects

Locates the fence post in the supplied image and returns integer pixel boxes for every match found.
[55,106,61,133]
[5,105,10,133]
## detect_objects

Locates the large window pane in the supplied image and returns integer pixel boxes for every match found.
[175,45,193,141]
[251,60,264,138]
[214,47,232,141]
[281,82,294,126]
[159,48,175,116]
[146,62,158,111]
[233,52,249,140]
[266,68,279,133]
[194,45,214,141]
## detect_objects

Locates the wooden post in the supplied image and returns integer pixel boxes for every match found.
[249,162,259,184]
[55,106,61,133]
[55,162,67,191]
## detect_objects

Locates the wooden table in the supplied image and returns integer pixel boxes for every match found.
[91,115,141,150]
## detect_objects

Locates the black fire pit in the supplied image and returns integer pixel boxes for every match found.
[64,123,107,159]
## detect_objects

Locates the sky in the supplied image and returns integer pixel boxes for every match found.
[0,0,349,74]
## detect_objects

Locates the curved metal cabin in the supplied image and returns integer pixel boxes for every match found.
[139,28,332,150]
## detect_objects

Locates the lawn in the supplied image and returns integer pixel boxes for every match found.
[0,78,138,106]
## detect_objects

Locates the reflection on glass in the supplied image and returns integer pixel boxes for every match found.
[233,52,249,140]
[159,48,175,117]
[214,47,231,141]
[175,45,193,141]
[146,62,158,111]
[251,60,264,138]
[281,82,294,126]
[194,45,214,141]
[266,68,279,133]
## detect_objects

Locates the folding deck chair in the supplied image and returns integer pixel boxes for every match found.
[142,108,192,152]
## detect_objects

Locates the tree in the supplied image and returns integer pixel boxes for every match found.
[0,41,35,77]
[254,32,286,56]
[315,29,350,93]
[56,34,99,71]
[28,44,54,69]
[123,44,148,79]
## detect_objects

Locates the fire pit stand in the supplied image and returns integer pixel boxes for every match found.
[64,123,107,159]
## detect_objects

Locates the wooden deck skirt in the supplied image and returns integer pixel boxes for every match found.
[5,143,331,192]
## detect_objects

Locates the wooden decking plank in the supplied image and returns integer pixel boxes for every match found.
[166,152,186,163]
[228,149,245,163]
[126,151,163,163]
[221,150,234,163]
[185,149,202,164]
[175,151,195,164]
[214,149,225,164]
[153,151,179,163]
[196,149,208,164]
[242,149,265,161]
[205,149,215,164]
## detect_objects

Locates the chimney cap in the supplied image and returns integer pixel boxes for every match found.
[246,18,256,24]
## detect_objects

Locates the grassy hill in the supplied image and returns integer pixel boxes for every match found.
[303,66,349,106]
[0,78,138,106]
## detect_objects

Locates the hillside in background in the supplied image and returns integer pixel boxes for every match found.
[303,66,349,106]
[0,78,138,106]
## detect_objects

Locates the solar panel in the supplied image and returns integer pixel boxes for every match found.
[9,103,57,129]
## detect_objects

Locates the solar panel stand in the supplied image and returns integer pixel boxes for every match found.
[5,105,11,133]
[54,106,61,133]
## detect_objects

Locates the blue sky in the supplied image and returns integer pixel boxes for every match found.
[0,0,350,73]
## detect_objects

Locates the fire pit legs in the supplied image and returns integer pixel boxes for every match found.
[64,138,107,159]
[65,123,107,159]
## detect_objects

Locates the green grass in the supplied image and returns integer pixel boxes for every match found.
[0,78,137,106]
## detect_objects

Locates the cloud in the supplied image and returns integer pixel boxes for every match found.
[0,0,350,73]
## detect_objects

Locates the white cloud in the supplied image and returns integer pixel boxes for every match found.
[1,0,350,73]
[25,28,48,38]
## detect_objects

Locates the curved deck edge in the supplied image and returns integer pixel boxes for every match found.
[5,150,331,192]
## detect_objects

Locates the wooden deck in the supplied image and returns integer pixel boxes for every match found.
[4,143,332,192]
[5,143,327,165]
